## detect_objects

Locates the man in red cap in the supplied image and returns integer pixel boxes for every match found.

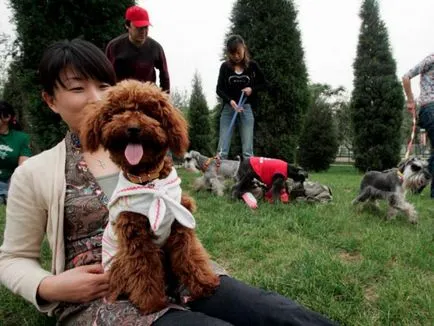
[105,5,170,92]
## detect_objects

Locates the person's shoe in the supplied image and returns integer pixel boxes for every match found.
[242,192,258,209]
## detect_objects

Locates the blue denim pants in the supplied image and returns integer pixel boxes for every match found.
[418,102,434,197]
[0,180,9,204]
[217,103,254,159]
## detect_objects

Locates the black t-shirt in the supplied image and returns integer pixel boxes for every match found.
[216,60,267,105]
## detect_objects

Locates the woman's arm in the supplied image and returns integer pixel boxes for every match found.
[216,62,232,104]
[402,76,415,112]
[0,157,110,312]
[0,164,56,312]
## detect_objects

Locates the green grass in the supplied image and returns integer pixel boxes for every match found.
[1,165,433,325]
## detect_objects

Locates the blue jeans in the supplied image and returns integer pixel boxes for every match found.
[0,180,9,204]
[418,103,434,197]
[217,103,254,159]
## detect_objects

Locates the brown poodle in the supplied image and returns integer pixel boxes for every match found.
[80,80,219,313]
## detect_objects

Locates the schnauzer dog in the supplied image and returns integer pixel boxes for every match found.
[398,157,431,194]
[232,157,308,203]
[184,150,240,196]
[81,80,219,314]
[352,156,431,224]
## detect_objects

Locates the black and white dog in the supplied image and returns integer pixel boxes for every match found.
[352,157,431,224]
[231,157,308,203]
[184,150,240,196]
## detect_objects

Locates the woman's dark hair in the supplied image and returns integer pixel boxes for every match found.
[38,38,116,95]
[226,34,250,68]
[0,101,22,131]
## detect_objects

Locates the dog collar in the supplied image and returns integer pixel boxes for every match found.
[397,170,404,183]
[202,156,221,172]
[126,160,165,184]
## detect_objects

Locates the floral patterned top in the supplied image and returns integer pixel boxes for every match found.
[403,53,434,107]
[55,132,226,325]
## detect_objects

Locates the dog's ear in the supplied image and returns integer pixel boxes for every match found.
[80,102,105,152]
[159,100,189,157]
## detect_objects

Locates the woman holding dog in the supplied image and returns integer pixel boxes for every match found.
[403,53,434,198]
[216,34,267,160]
[0,39,335,325]
[0,101,32,204]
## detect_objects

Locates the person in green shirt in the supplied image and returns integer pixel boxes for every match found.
[0,101,32,204]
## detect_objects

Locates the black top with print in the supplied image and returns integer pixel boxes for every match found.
[216,60,267,106]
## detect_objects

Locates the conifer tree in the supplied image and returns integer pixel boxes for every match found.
[4,0,134,151]
[226,0,309,161]
[351,0,404,171]
[188,72,212,156]
[298,84,339,171]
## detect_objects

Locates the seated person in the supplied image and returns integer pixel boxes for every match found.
[0,101,32,204]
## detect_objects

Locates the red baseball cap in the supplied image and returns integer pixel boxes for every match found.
[125,6,151,27]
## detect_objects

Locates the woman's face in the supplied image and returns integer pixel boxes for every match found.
[43,68,111,133]
[228,45,245,64]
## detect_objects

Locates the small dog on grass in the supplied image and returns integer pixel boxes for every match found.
[81,80,219,314]
[352,156,431,224]
[184,150,240,196]
[231,156,308,203]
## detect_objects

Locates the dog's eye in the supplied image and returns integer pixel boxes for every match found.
[185,158,191,161]
[411,164,421,172]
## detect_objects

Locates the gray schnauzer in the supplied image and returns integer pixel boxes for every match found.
[352,157,431,224]
[183,150,240,196]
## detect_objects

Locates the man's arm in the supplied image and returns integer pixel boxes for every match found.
[105,41,115,65]
[156,45,170,93]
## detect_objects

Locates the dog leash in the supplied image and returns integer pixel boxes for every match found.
[217,91,247,158]
[404,108,417,159]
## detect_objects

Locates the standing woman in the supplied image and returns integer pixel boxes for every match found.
[216,34,267,159]
[0,101,32,204]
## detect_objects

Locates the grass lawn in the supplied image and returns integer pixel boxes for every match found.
[0,165,433,325]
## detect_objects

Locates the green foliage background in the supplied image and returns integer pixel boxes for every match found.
[3,0,135,151]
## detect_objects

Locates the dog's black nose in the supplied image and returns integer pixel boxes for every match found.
[127,127,141,136]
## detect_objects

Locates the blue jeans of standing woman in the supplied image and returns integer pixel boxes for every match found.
[418,102,434,197]
[217,103,254,159]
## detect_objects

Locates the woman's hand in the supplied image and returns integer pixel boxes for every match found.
[37,264,109,303]
[230,100,244,113]
[242,87,252,96]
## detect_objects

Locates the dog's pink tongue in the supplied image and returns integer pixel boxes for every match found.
[124,144,143,166]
